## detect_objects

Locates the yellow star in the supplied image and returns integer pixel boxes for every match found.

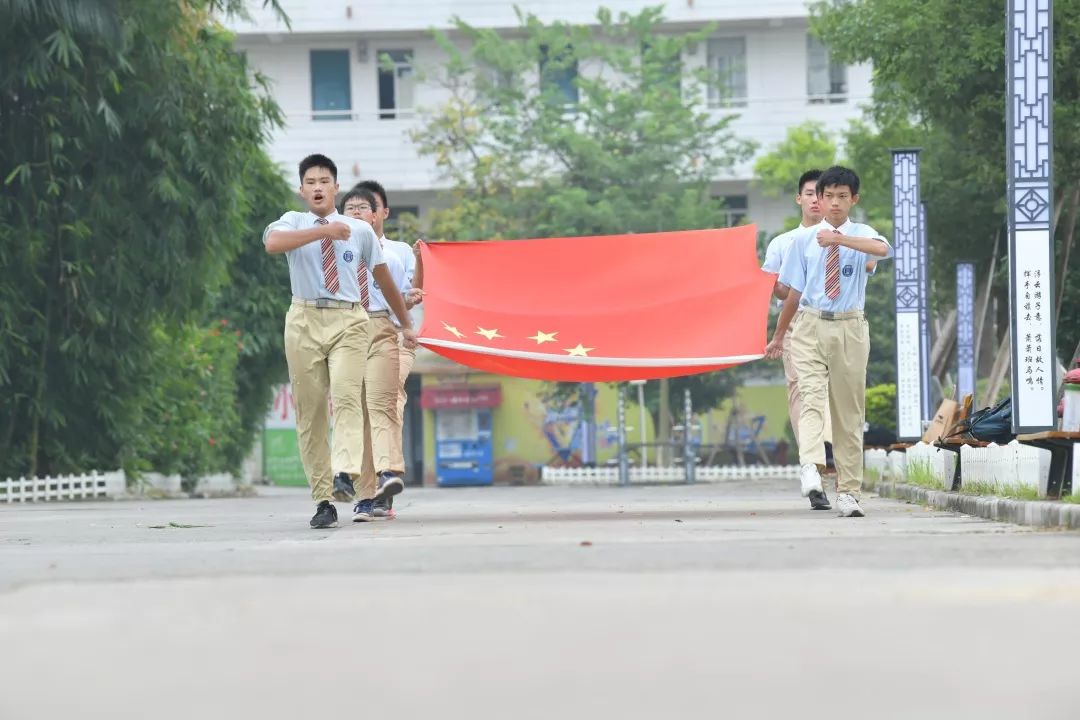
[528,330,558,345]
[476,327,503,341]
[565,343,594,357]
[443,322,465,339]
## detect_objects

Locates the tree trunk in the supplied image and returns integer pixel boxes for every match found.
[27,284,53,478]
[930,309,957,378]
[1055,183,1080,322]
[985,331,1012,406]
[974,228,1001,377]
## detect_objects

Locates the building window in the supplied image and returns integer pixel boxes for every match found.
[707,37,747,107]
[378,50,415,120]
[310,50,352,121]
[807,36,848,104]
[539,45,579,106]
[718,194,748,227]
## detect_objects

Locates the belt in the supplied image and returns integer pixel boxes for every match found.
[292,298,363,310]
[367,310,390,318]
[801,307,864,321]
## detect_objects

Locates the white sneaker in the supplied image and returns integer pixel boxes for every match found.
[835,493,865,517]
[799,463,823,497]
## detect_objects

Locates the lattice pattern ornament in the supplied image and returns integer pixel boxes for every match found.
[956,263,976,405]
[892,149,924,440]
[1007,0,1056,431]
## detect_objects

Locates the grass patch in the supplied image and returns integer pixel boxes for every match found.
[905,463,945,491]
[1061,493,1080,504]
[863,467,882,491]
[959,480,1042,501]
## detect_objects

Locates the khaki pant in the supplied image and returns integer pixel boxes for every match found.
[397,338,416,422]
[354,315,402,499]
[396,338,416,474]
[782,329,832,446]
[284,302,369,503]
[788,309,870,498]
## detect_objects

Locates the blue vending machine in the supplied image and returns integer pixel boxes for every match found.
[434,408,494,486]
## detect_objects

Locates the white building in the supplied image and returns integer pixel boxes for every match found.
[227,0,872,237]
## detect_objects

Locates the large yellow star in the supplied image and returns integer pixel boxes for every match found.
[443,322,465,339]
[528,330,558,345]
[476,327,503,340]
[565,343,594,357]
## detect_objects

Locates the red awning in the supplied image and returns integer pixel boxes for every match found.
[417,225,774,382]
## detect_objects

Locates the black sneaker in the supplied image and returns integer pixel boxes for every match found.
[310,500,338,528]
[808,489,831,511]
[373,472,404,502]
[332,472,355,502]
[352,498,375,522]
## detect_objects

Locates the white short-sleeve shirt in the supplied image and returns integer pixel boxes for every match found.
[263,211,384,302]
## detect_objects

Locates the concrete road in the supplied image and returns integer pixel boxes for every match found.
[2,480,1080,720]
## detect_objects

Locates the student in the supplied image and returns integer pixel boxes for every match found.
[334,186,414,520]
[765,166,892,518]
[264,154,417,529]
[762,169,832,511]
[354,180,423,518]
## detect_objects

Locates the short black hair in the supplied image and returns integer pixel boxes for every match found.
[797,169,823,193]
[817,166,860,196]
[299,154,337,182]
[354,180,388,209]
[339,187,378,214]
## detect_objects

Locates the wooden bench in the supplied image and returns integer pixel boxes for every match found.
[1016,431,1080,498]
[933,436,991,491]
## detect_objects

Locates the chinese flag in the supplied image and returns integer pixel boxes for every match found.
[417,225,774,381]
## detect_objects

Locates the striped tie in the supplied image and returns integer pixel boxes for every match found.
[824,231,841,300]
[357,259,369,309]
[315,218,340,295]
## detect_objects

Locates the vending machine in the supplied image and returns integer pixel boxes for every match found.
[421,385,502,487]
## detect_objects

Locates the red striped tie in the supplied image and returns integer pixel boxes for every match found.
[824,231,841,300]
[315,218,340,295]
[357,259,369,309]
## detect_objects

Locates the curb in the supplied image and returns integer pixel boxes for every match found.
[876,480,1080,530]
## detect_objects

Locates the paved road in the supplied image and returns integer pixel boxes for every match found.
[2,480,1080,720]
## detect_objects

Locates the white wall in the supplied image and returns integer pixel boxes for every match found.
[238,13,873,236]
[226,0,816,34]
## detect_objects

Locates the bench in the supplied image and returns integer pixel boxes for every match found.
[1016,431,1080,498]
[933,436,991,491]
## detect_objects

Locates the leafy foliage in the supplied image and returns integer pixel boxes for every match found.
[0,0,291,477]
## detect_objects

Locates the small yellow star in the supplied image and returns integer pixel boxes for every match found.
[528,330,558,345]
[443,322,465,339]
[565,343,593,357]
[476,327,504,340]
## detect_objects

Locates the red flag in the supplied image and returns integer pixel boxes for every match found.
[417,225,774,381]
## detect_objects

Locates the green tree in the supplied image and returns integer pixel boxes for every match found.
[0,0,291,477]
[811,0,1080,363]
[753,121,839,230]
[411,6,756,421]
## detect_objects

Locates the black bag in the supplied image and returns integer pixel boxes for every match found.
[956,397,1015,444]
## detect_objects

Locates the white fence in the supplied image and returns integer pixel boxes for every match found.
[542,464,801,486]
[867,441,1054,497]
[0,471,126,503]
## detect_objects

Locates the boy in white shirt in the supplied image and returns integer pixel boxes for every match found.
[765,166,893,518]
[762,169,833,511]
[264,154,416,529]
